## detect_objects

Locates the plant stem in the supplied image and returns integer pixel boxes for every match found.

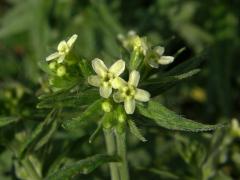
[104,129,120,180]
[22,158,41,180]
[116,131,129,180]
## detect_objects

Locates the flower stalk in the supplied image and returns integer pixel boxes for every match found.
[116,131,129,180]
[104,129,120,180]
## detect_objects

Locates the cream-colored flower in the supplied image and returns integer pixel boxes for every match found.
[88,58,125,98]
[46,34,78,63]
[113,70,150,114]
[148,46,174,68]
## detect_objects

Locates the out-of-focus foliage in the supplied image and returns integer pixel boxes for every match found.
[0,0,240,179]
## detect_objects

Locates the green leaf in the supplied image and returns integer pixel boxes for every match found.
[128,119,147,142]
[46,154,120,180]
[139,167,179,180]
[137,101,225,132]
[141,69,200,96]
[62,99,103,130]
[89,122,102,143]
[37,89,99,109]
[0,117,19,127]
[19,109,57,159]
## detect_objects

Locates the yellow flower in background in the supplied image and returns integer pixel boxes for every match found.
[113,70,150,114]
[88,58,125,98]
[46,34,78,63]
[148,46,174,68]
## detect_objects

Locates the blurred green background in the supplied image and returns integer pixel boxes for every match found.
[0,0,240,179]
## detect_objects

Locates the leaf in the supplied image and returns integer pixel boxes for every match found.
[89,122,102,143]
[46,154,120,180]
[141,69,200,95]
[139,167,179,180]
[0,116,19,127]
[62,99,103,130]
[128,119,147,142]
[19,109,57,159]
[37,89,99,109]
[137,101,225,132]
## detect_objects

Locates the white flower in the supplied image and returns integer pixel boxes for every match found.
[46,34,78,63]
[148,46,174,68]
[88,58,125,98]
[113,70,150,114]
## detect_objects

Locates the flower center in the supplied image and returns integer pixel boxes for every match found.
[101,72,114,87]
[121,86,136,99]
[58,42,70,55]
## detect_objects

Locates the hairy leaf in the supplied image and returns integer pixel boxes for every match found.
[46,154,120,180]
[62,99,103,130]
[137,101,225,132]
[0,116,19,127]
[128,119,147,142]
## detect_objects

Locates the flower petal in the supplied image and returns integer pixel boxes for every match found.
[109,59,125,76]
[57,41,68,52]
[129,70,140,87]
[92,58,108,77]
[88,75,101,87]
[154,46,165,56]
[112,77,127,89]
[113,92,124,103]
[148,59,159,68]
[158,56,174,65]
[57,55,65,63]
[124,99,135,114]
[100,86,112,98]
[46,52,60,61]
[135,89,150,102]
[67,34,78,48]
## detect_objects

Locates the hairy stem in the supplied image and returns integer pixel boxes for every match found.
[104,129,120,180]
[116,132,129,180]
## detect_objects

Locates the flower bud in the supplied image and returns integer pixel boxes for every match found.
[102,101,113,112]
[56,66,66,77]
[118,112,127,123]
[49,62,57,70]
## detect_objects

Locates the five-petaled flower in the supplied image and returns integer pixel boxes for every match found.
[113,70,150,114]
[46,34,78,63]
[88,58,125,98]
[148,46,174,68]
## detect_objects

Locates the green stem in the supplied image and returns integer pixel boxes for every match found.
[22,158,41,180]
[104,129,120,180]
[116,131,129,180]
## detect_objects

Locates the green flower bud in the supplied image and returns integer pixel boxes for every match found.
[56,66,66,77]
[118,112,127,123]
[102,101,113,112]
[49,62,57,70]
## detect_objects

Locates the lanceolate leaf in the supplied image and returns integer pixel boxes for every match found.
[137,101,224,132]
[46,154,120,180]
[37,89,99,109]
[19,109,57,159]
[128,119,147,142]
[62,99,103,130]
[141,69,200,96]
[0,116,19,127]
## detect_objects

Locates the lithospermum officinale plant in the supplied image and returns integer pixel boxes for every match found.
[37,32,224,180]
